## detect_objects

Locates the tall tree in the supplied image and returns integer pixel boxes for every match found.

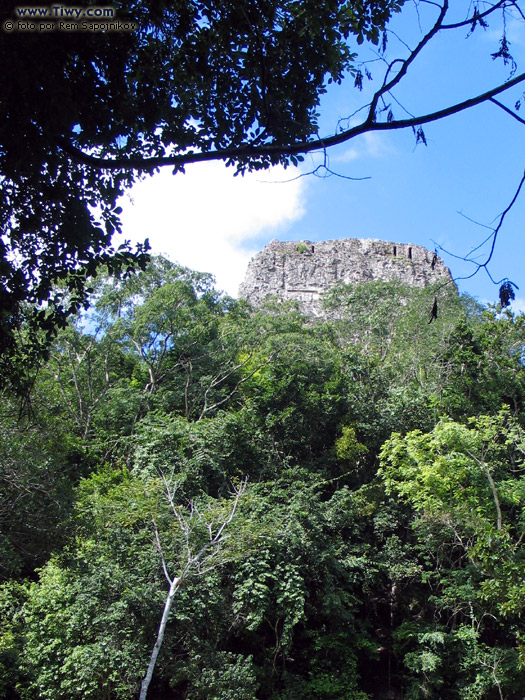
[379,410,525,697]
[139,477,247,700]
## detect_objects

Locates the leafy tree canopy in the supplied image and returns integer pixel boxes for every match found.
[2,0,525,396]
[6,0,525,379]
[4,262,525,698]
[0,0,403,377]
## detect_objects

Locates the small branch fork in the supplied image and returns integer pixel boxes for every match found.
[434,168,525,288]
[139,477,247,700]
[58,1,525,174]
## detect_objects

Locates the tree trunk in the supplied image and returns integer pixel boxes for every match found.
[139,576,181,700]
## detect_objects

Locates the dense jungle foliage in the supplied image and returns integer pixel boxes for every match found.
[2,257,525,700]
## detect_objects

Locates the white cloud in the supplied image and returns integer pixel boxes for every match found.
[118,162,306,296]
[510,297,525,314]
[483,17,525,48]
[335,147,360,163]
[334,131,396,163]
[478,296,525,315]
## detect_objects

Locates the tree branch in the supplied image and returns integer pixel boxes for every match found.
[436,167,525,286]
[441,0,510,30]
[59,72,525,172]
[370,0,449,120]
[197,354,273,420]
[490,97,525,126]
[466,450,503,531]
[140,478,247,700]
[152,518,172,585]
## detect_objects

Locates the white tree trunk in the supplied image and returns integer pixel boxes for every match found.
[139,478,246,700]
[139,576,180,700]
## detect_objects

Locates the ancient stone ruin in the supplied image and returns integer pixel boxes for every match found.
[239,238,453,316]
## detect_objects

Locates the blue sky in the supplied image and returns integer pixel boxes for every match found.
[119,1,525,309]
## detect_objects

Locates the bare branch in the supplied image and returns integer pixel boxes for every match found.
[441,0,510,30]
[437,168,525,286]
[198,355,273,420]
[490,97,525,125]
[208,478,247,545]
[510,0,525,21]
[369,0,449,120]
[273,163,371,183]
[152,518,172,585]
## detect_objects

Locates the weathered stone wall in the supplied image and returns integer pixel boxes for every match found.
[239,238,453,315]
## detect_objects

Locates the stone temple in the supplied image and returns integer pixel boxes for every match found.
[239,238,454,316]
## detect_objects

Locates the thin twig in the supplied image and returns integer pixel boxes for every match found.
[434,168,525,286]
